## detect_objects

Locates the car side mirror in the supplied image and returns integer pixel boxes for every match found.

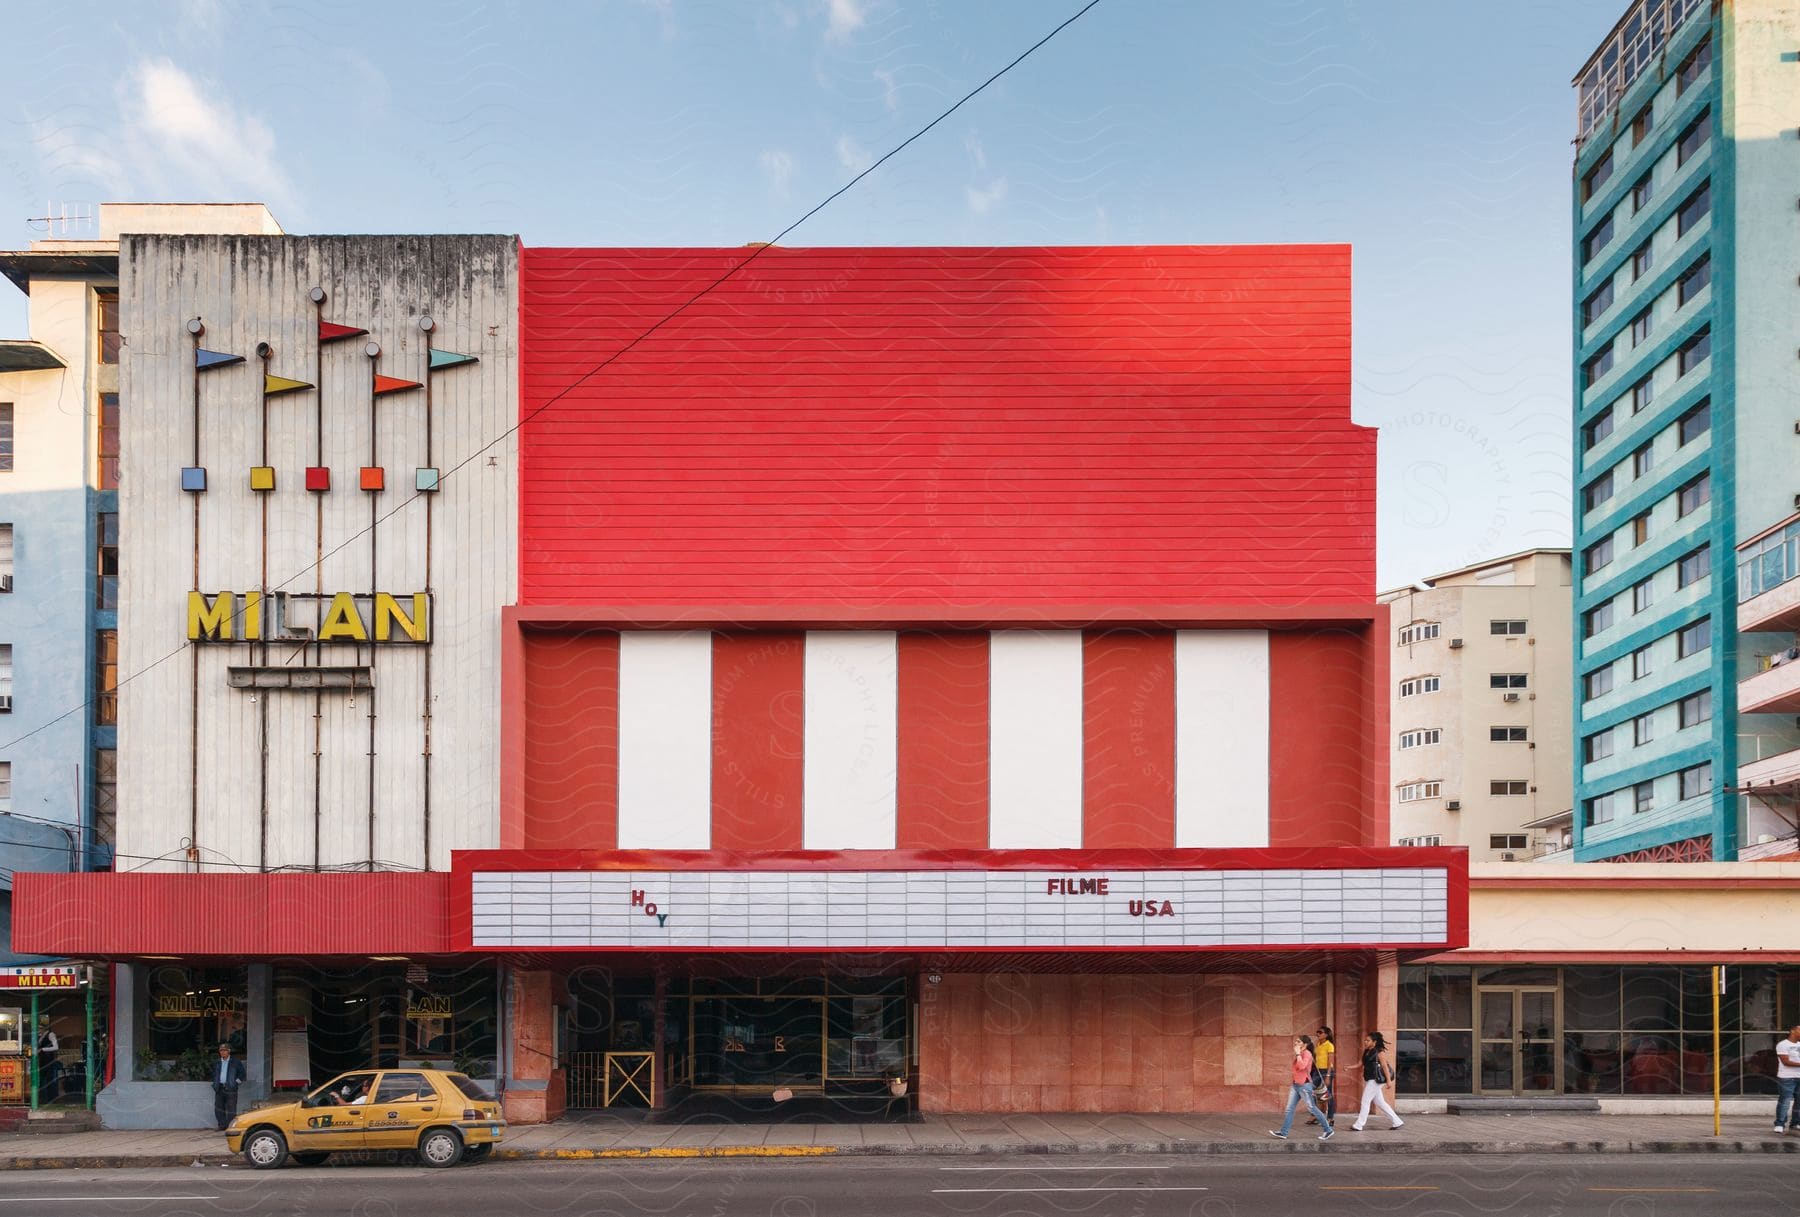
[299,1094,316,1108]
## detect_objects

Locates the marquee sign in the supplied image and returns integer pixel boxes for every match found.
[0,966,84,990]
[469,865,1451,951]
[186,591,431,644]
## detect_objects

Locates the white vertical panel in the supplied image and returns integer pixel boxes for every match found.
[803,631,897,848]
[617,632,712,848]
[1174,630,1270,847]
[988,631,1083,847]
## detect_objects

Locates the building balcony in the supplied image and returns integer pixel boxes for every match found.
[1739,518,1800,632]
[1739,647,1800,715]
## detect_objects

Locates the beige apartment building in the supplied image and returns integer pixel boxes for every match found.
[1379,550,1574,860]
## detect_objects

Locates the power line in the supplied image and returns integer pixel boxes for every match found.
[0,0,1108,761]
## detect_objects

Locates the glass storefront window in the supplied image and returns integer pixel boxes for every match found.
[142,966,247,1080]
[1427,968,1472,1028]
[1622,968,1681,1030]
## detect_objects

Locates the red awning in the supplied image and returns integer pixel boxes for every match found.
[12,871,454,958]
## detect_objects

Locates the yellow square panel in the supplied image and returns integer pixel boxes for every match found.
[250,466,276,492]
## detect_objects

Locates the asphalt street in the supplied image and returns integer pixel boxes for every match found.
[0,1153,1789,1216]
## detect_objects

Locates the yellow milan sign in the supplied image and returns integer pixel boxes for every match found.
[187,591,431,644]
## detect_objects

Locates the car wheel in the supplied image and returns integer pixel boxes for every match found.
[416,1127,463,1168]
[293,1152,330,1166]
[461,1143,492,1164]
[243,1128,289,1170]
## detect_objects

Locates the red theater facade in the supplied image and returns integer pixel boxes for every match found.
[19,239,1465,1124]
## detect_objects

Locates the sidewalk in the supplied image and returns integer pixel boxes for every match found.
[0,1111,1796,1169]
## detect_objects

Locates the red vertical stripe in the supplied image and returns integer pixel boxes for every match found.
[1267,629,1367,847]
[1082,631,1176,848]
[711,632,806,850]
[1366,610,1391,847]
[896,631,989,849]
[521,630,619,850]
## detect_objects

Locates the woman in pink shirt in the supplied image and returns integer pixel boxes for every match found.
[1270,1035,1334,1140]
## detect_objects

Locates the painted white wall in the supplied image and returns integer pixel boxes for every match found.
[802,631,896,850]
[1173,630,1269,847]
[987,631,1082,847]
[616,631,712,849]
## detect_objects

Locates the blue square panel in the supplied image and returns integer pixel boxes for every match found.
[181,467,207,493]
[415,467,440,493]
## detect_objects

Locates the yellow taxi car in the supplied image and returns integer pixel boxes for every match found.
[225,1067,506,1169]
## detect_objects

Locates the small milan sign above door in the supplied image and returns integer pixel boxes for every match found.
[468,866,1451,951]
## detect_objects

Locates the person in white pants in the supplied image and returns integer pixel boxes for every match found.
[1350,1030,1405,1131]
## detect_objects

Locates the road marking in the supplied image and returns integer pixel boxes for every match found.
[933,1186,1210,1195]
[0,1199,219,1204]
[1322,1185,1440,1192]
[939,1165,1176,1171]
[1588,1188,1718,1194]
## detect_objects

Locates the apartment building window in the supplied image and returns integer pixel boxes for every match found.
[1678,545,1710,588]
[0,403,12,472]
[96,290,119,365]
[1583,407,1614,450]
[1677,617,1711,658]
[1631,375,1655,414]
[1585,665,1615,700]
[1489,673,1527,690]
[1677,112,1712,167]
[96,513,118,611]
[1679,688,1712,728]
[1585,535,1615,576]
[1490,781,1528,796]
[1583,150,1614,200]
[1634,781,1655,814]
[95,629,117,725]
[1677,471,1711,516]
[1632,102,1655,145]
[1586,793,1615,826]
[98,393,119,491]
[1584,472,1616,514]
[1677,184,1711,238]
[1631,241,1654,281]
[1397,621,1440,645]
[1490,620,1527,636]
[1632,443,1655,478]
[1398,728,1442,750]
[0,524,11,593]
[1585,601,1615,638]
[1679,762,1713,801]
[0,762,9,813]
[1631,173,1654,213]
[1633,578,1654,614]
[94,749,116,851]
[1583,281,1615,326]
[1582,214,1615,264]
[1632,511,1650,547]
[1677,38,1711,93]
[0,644,11,712]
[1398,835,1442,847]
[1585,727,1615,762]
[1399,676,1441,698]
[1629,309,1652,348]
[1633,712,1655,746]
[1491,726,1528,742]
[1584,346,1615,388]
[1632,646,1653,680]
[1397,782,1443,803]
[1678,399,1711,445]
[1677,256,1711,307]
[1489,834,1528,851]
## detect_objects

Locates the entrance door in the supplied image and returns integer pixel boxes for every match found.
[1477,987,1558,1095]
[690,997,825,1090]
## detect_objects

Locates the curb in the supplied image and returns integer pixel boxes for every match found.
[2,1138,1798,1169]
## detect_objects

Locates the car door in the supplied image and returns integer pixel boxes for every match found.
[293,1071,377,1151]
[363,1071,443,1150]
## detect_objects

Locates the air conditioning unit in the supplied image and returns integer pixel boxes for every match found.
[0,574,12,593]
[1449,639,1464,649]
[1446,800,1462,811]
[0,695,12,713]
[1501,852,1517,862]
[1503,692,1521,702]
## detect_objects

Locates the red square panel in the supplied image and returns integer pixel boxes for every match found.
[359,466,385,491]
[305,466,331,493]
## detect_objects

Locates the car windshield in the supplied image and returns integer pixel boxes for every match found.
[447,1073,494,1103]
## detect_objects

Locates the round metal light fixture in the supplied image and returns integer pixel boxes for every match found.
[255,341,274,359]
[185,318,205,336]
[925,973,943,986]
[417,315,435,333]
[364,340,382,359]
[308,286,327,304]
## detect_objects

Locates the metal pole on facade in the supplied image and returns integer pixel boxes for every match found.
[1712,965,1722,1137]
[28,992,37,1111]
[84,970,94,1110]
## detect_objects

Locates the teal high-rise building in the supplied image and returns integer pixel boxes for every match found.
[1572,0,1800,861]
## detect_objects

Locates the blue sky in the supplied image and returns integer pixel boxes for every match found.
[1,0,1625,587]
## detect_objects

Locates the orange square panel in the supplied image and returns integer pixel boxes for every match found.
[360,466,385,492]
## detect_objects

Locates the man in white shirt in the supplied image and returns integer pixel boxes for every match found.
[1774,1025,1800,1133]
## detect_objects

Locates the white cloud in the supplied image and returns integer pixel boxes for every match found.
[966,178,1007,215]
[874,68,899,113]
[116,59,298,216]
[179,0,226,30]
[760,148,795,194]
[835,134,873,174]
[824,0,865,41]
[963,129,987,171]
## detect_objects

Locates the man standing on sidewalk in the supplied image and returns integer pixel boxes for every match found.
[212,1044,246,1131]
[1775,1026,1800,1133]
